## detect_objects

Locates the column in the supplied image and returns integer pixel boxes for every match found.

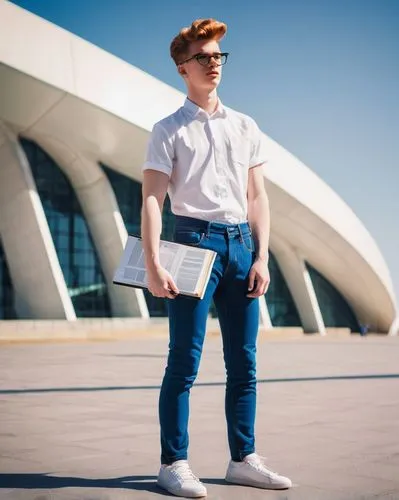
[259,297,273,329]
[0,123,75,319]
[33,135,148,318]
[272,238,326,334]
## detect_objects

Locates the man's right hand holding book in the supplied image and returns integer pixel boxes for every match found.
[147,264,179,299]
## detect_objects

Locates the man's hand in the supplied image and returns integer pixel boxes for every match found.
[147,265,179,299]
[247,257,270,298]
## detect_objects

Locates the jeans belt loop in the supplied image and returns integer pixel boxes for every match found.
[206,221,212,239]
[238,223,244,243]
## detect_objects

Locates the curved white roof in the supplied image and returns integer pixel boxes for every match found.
[264,137,396,330]
[0,1,396,331]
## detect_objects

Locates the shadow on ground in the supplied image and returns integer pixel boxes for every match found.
[0,473,227,493]
[1,373,399,395]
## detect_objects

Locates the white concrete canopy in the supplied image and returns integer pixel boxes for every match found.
[0,1,397,331]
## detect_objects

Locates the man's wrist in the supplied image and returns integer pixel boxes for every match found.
[255,253,269,263]
[145,257,162,272]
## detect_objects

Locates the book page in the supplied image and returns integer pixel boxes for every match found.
[116,237,147,285]
[175,248,207,293]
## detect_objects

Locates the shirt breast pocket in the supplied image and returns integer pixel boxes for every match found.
[175,140,196,164]
[228,136,252,169]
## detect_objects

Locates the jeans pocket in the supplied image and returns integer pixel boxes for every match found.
[242,233,254,253]
[174,230,205,247]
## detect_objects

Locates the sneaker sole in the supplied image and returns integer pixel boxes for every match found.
[225,475,292,490]
[157,480,207,498]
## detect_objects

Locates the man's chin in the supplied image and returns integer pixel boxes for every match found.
[203,80,220,92]
[187,80,220,93]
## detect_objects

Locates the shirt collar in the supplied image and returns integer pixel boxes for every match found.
[183,97,226,119]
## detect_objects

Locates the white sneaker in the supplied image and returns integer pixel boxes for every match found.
[225,453,292,490]
[157,460,207,498]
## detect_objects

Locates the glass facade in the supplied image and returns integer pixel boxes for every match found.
[265,252,301,327]
[0,239,17,319]
[20,138,111,318]
[307,263,360,331]
[102,165,175,316]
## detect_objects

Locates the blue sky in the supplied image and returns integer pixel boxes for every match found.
[11,0,399,305]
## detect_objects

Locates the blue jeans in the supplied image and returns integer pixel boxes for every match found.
[159,215,259,464]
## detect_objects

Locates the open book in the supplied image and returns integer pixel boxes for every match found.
[113,235,217,299]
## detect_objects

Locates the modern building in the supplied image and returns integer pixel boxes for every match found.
[0,1,397,334]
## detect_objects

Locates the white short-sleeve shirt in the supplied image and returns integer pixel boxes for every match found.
[143,98,267,224]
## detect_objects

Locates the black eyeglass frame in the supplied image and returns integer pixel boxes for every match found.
[178,52,229,67]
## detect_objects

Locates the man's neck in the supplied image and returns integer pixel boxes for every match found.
[187,90,219,115]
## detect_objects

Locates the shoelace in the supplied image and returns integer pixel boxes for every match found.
[171,462,201,483]
[246,455,280,477]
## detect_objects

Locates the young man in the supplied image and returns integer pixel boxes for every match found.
[141,18,292,498]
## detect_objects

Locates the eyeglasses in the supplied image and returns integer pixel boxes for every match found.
[178,52,229,67]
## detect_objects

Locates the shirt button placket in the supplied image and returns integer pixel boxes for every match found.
[211,120,230,206]
[210,123,221,175]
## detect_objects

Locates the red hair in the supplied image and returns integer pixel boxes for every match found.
[170,18,227,65]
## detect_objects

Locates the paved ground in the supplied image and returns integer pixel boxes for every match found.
[0,332,399,500]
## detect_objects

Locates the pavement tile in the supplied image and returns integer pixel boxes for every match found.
[0,335,398,499]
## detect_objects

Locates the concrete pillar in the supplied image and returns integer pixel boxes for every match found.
[389,316,399,336]
[0,123,76,319]
[272,237,326,334]
[259,296,273,329]
[32,135,148,318]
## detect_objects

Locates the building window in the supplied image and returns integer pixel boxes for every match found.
[102,165,175,316]
[0,239,17,319]
[20,138,111,318]
[265,252,301,327]
[307,263,360,331]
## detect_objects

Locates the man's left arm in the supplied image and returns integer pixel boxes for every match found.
[247,165,270,297]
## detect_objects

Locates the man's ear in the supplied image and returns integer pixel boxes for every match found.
[177,64,187,77]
